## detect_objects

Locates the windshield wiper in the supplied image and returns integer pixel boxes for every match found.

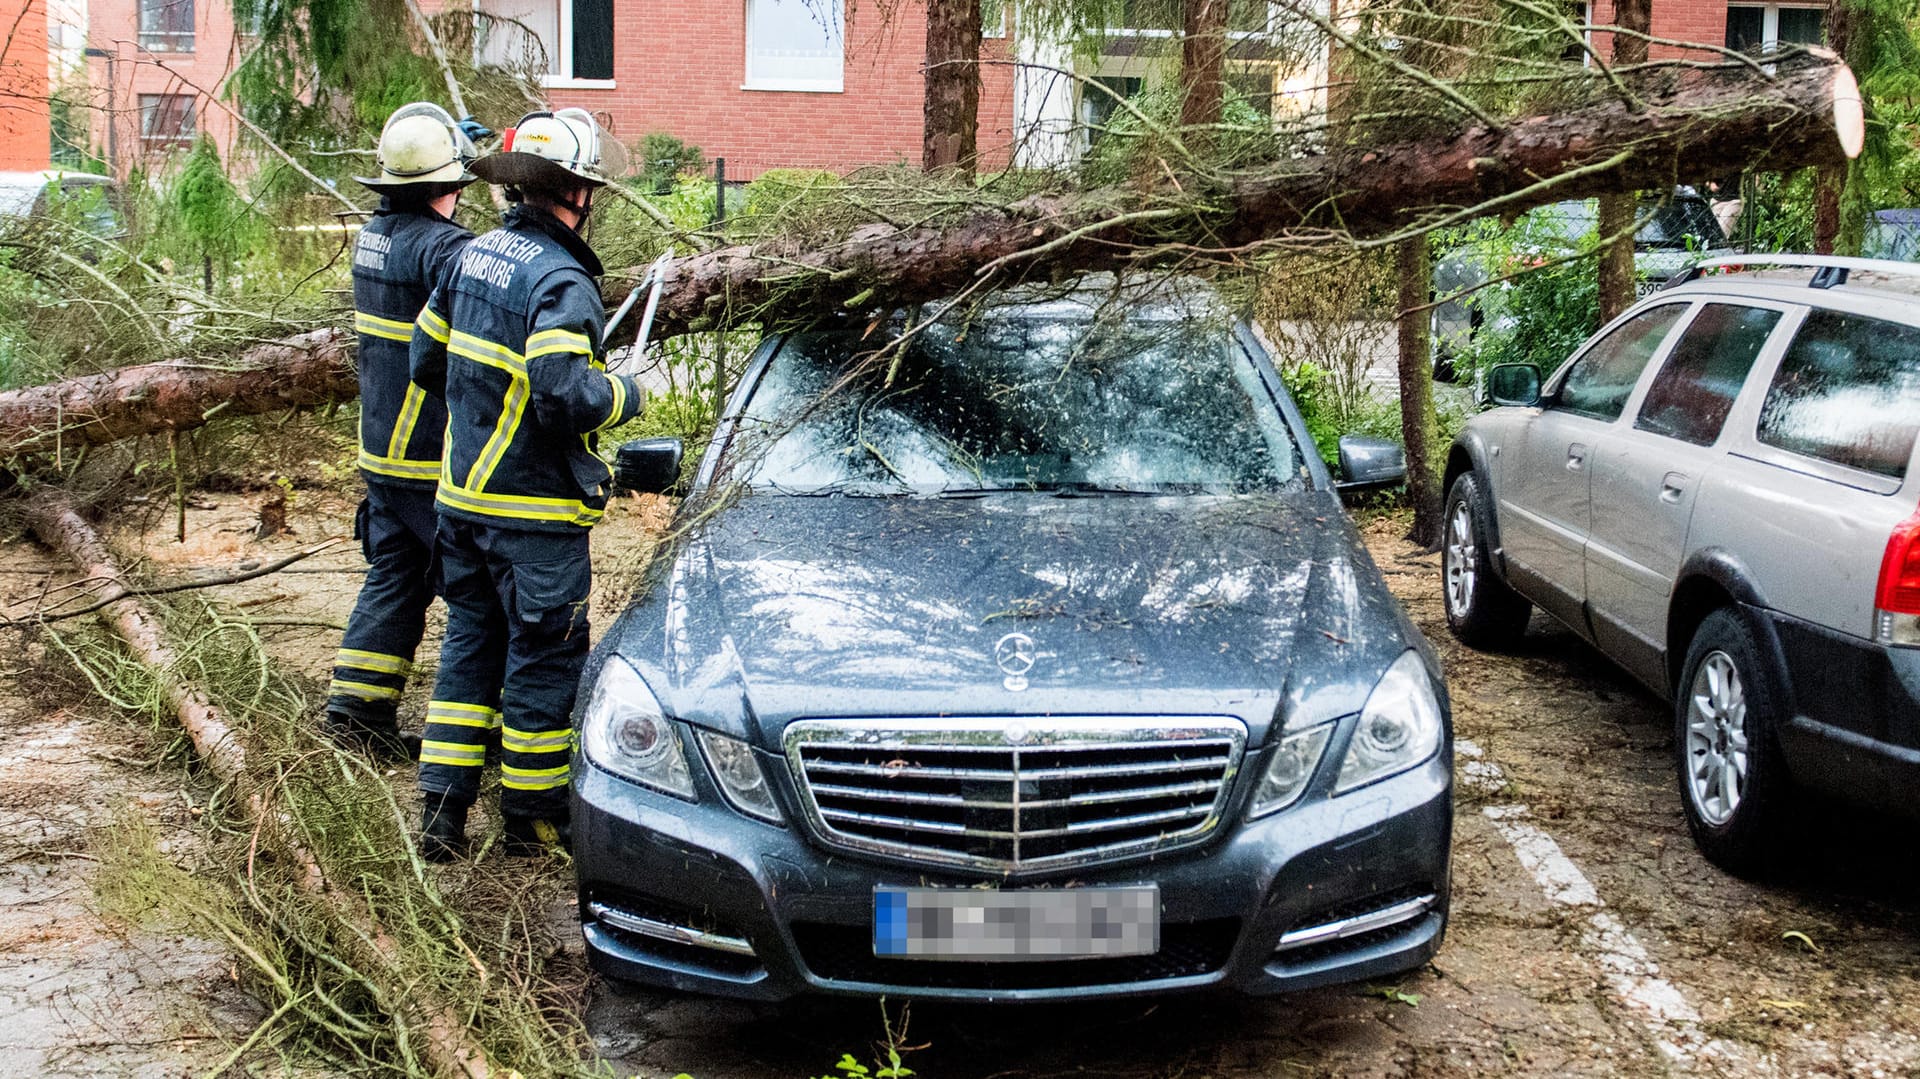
[1047,483,1166,498]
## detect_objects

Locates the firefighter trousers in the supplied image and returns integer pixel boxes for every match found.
[327,482,441,728]
[417,517,590,819]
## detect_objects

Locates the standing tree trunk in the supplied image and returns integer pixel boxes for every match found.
[1814,0,1854,254]
[1180,0,1230,157]
[1596,0,1652,325]
[922,0,982,175]
[1397,237,1442,549]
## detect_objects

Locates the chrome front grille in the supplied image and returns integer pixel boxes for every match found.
[784,717,1247,873]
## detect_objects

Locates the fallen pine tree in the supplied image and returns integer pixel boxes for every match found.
[0,50,1863,458]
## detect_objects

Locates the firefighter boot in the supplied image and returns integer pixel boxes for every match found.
[419,792,471,863]
[502,814,572,858]
[324,706,420,764]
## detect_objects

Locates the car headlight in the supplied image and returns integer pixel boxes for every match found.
[580,658,694,800]
[1249,724,1333,818]
[1336,650,1444,793]
[695,730,782,824]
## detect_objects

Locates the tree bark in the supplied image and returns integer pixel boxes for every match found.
[1596,0,1652,326]
[1181,0,1230,156]
[1396,237,1441,549]
[608,51,1862,342]
[0,329,353,459]
[922,0,982,176]
[1813,0,1854,255]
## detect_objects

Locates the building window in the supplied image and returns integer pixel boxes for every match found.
[139,94,195,145]
[745,0,844,92]
[1560,2,1589,63]
[474,0,614,85]
[1727,4,1824,52]
[1079,74,1142,149]
[138,0,194,52]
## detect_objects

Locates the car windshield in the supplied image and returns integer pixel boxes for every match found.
[1530,198,1726,249]
[721,294,1310,496]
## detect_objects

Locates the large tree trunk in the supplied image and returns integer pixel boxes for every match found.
[0,54,1864,455]
[1396,237,1441,549]
[0,329,352,458]
[922,0,982,175]
[611,51,1862,341]
[1596,0,1652,326]
[1181,0,1230,156]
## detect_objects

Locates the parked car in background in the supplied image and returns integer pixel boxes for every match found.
[1865,209,1920,263]
[0,170,124,240]
[1431,189,1737,381]
[1441,255,1920,875]
[576,274,1454,1002]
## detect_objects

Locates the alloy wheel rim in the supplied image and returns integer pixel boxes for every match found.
[1445,501,1476,617]
[1684,650,1749,827]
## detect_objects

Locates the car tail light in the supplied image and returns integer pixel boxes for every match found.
[1874,510,1920,646]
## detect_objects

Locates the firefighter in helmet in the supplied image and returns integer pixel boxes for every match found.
[324,103,482,761]
[409,108,645,860]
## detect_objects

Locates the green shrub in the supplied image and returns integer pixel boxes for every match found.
[640,132,705,194]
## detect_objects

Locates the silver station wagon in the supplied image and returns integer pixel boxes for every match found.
[1441,255,1920,874]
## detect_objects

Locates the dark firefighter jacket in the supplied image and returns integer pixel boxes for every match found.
[352,201,474,488]
[410,205,644,532]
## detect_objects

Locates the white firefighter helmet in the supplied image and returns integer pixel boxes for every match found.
[353,102,479,193]
[471,107,628,191]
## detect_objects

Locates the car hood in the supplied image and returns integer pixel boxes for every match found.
[597,492,1421,749]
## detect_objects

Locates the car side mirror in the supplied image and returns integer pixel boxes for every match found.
[1484,363,1543,408]
[613,437,684,496]
[1335,435,1407,492]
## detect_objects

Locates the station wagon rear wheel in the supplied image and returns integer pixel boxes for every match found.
[1674,608,1797,877]
[1442,473,1530,649]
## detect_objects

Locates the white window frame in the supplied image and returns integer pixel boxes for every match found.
[743,0,846,93]
[542,0,614,89]
[1727,2,1825,52]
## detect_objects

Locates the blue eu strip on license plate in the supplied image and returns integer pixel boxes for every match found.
[873,886,1160,960]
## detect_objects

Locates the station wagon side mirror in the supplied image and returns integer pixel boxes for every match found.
[1485,363,1543,408]
[1335,435,1407,493]
[614,437,684,496]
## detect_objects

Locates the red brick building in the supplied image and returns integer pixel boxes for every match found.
[0,0,53,170]
[82,0,240,177]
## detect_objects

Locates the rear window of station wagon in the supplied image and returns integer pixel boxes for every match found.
[1757,309,1920,480]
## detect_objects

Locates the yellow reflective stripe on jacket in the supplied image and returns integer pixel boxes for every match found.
[501,726,573,753]
[420,740,487,767]
[448,330,527,375]
[417,306,451,343]
[465,377,530,491]
[335,648,412,676]
[596,371,629,432]
[501,762,570,790]
[386,384,428,460]
[358,450,441,482]
[525,327,593,360]
[356,310,415,342]
[435,478,605,527]
[329,679,402,702]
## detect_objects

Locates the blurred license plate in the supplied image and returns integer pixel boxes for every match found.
[873,886,1159,960]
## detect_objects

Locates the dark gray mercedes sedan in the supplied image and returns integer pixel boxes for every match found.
[573,276,1452,1002]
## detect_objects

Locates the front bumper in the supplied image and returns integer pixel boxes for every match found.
[573,749,1451,1003]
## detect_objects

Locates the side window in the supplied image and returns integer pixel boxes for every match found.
[1758,310,1920,479]
[1635,303,1782,446]
[1553,304,1687,421]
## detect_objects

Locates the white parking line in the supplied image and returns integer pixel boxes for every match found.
[1457,740,1763,1072]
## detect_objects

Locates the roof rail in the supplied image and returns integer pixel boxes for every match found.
[1669,253,1920,291]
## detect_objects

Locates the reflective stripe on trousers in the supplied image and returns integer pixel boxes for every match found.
[328,483,439,723]
[417,516,590,817]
